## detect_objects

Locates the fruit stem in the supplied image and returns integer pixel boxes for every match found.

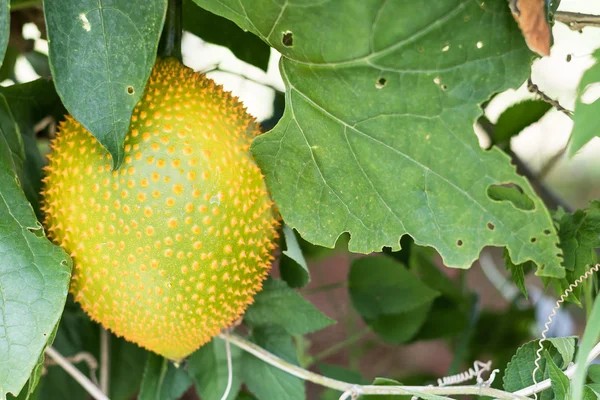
[158,0,183,61]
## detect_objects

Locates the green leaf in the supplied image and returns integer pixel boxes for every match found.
[545,351,570,400]
[367,303,433,344]
[572,296,600,400]
[139,354,192,400]
[503,337,576,399]
[588,365,600,383]
[494,99,552,145]
[244,278,335,335]
[0,79,65,217]
[504,249,533,299]
[547,337,576,367]
[44,0,167,168]
[569,48,600,155]
[23,52,51,78]
[188,337,242,400]
[551,202,600,304]
[349,256,439,318]
[279,225,310,288]
[0,46,18,82]
[0,96,72,398]
[184,0,270,71]
[0,0,8,70]
[242,327,305,400]
[409,245,462,301]
[195,0,563,277]
[110,339,147,400]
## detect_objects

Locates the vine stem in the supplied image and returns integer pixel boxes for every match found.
[99,328,110,395]
[554,11,600,31]
[218,333,529,399]
[44,347,109,400]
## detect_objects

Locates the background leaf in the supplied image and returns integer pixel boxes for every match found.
[139,354,192,400]
[279,225,310,288]
[569,48,600,155]
[244,278,335,335]
[242,326,305,400]
[493,99,552,146]
[195,0,564,277]
[0,96,72,398]
[188,337,242,400]
[0,0,8,70]
[184,0,270,71]
[44,0,167,167]
[0,79,65,217]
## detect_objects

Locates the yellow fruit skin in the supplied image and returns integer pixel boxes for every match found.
[41,58,279,360]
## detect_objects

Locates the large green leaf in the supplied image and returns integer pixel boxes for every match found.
[44,0,167,168]
[569,49,600,156]
[184,0,270,71]
[0,97,72,398]
[195,0,563,277]
[0,0,7,71]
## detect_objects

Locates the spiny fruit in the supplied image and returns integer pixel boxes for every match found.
[41,58,280,360]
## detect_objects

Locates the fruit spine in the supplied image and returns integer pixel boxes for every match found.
[41,58,279,360]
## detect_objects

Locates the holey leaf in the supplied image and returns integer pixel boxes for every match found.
[44,0,167,168]
[195,0,564,276]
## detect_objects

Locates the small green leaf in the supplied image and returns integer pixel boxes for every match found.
[279,225,310,288]
[569,48,600,155]
[242,327,305,400]
[188,337,242,400]
[545,351,570,400]
[349,256,440,319]
[504,249,533,299]
[551,202,600,304]
[184,0,270,71]
[0,95,72,398]
[44,0,167,168]
[23,52,51,78]
[494,99,552,145]
[547,337,577,367]
[139,354,192,400]
[503,337,576,399]
[0,0,8,70]
[244,278,335,335]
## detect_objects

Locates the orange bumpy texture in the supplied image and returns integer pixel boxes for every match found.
[42,58,279,360]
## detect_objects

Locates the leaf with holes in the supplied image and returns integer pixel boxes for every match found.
[0,95,72,399]
[194,0,564,277]
[569,49,600,155]
[44,0,167,168]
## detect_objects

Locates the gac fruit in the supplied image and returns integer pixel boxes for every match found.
[41,58,279,360]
